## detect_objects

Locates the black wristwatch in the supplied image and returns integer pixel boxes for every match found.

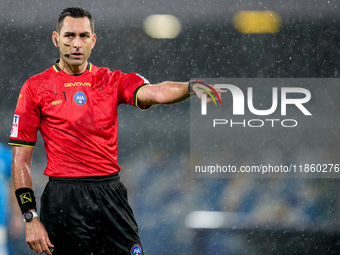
[188,79,205,96]
[23,211,38,222]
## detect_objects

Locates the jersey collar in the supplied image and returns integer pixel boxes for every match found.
[53,60,92,75]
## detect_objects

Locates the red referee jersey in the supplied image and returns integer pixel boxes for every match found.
[9,62,151,177]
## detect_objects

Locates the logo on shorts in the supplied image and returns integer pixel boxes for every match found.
[73,91,87,105]
[130,244,142,255]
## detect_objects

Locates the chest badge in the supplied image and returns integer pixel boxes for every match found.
[73,91,87,105]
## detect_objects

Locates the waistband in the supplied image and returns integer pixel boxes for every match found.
[48,173,120,183]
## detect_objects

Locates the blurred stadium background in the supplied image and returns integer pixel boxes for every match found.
[0,0,339,254]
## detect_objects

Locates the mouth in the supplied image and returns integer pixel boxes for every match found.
[71,52,83,59]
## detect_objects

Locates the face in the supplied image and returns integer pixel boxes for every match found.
[53,16,96,67]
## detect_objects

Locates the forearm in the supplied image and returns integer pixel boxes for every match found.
[12,146,39,216]
[138,81,190,105]
[12,146,34,189]
[11,147,52,253]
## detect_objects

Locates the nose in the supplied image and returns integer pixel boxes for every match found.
[74,36,81,48]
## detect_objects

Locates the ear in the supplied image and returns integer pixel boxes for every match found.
[91,33,97,50]
[52,31,59,48]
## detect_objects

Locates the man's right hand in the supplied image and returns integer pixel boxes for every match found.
[26,218,54,255]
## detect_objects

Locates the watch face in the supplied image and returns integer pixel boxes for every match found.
[24,211,33,221]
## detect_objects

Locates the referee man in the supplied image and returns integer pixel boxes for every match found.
[9,6,222,255]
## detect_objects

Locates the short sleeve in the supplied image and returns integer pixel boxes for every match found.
[117,73,152,110]
[8,81,40,147]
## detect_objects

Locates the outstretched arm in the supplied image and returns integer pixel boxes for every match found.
[137,81,190,105]
[12,146,54,255]
[137,80,225,106]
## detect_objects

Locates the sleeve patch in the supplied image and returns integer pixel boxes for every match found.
[10,115,19,138]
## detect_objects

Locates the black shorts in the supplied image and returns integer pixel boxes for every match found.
[40,173,143,255]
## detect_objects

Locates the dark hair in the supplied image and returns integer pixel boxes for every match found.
[57,7,94,33]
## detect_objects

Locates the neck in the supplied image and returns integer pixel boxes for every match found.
[58,58,88,75]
